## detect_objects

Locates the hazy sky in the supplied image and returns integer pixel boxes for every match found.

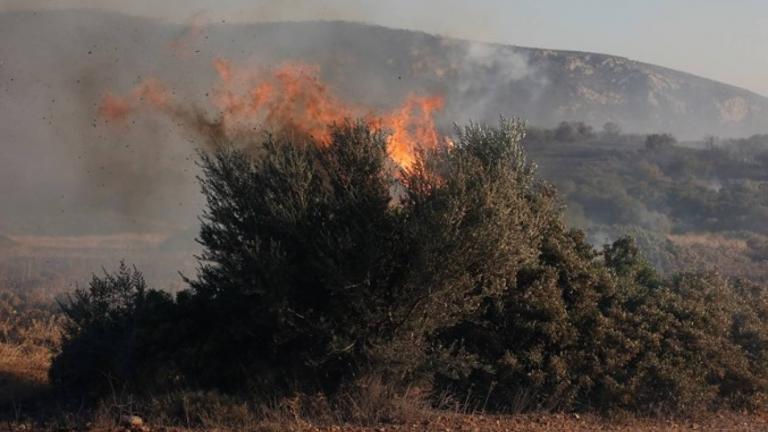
[3,0,768,95]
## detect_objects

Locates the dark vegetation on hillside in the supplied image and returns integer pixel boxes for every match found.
[48,120,768,416]
[524,122,768,280]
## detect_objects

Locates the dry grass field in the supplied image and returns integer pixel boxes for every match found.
[0,289,61,406]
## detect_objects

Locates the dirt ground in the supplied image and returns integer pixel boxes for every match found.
[10,412,760,432]
[163,412,766,431]
[286,412,768,432]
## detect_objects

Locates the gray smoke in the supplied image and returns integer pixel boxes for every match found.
[0,10,208,235]
[440,40,548,123]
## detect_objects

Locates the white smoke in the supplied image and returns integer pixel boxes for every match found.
[442,40,549,123]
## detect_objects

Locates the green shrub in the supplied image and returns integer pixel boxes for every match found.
[50,262,175,393]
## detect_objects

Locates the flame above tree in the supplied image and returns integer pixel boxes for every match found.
[99,59,447,170]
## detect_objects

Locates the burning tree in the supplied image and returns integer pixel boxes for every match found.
[180,118,551,392]
[51,117,556,392]
[53,61,768,412]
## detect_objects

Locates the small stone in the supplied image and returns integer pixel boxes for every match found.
[120,415,144,428]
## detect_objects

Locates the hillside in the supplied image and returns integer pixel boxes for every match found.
[3,10,767,135]
[3,10,768,237]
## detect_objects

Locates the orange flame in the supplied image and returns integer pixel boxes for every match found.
[211,59,356,144]
[99,59,446,170]
[99,93,134,121]
[98,78,172,122]
[381,94,445,169]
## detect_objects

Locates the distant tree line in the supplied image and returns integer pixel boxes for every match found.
[524,122,768,277]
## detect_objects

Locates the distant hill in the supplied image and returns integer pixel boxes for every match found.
[2,10,768,235]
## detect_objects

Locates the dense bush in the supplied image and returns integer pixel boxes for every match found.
[437,233,768,412]
[51,119,768,413]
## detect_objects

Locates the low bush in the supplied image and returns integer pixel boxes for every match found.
[50,263,175,394]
